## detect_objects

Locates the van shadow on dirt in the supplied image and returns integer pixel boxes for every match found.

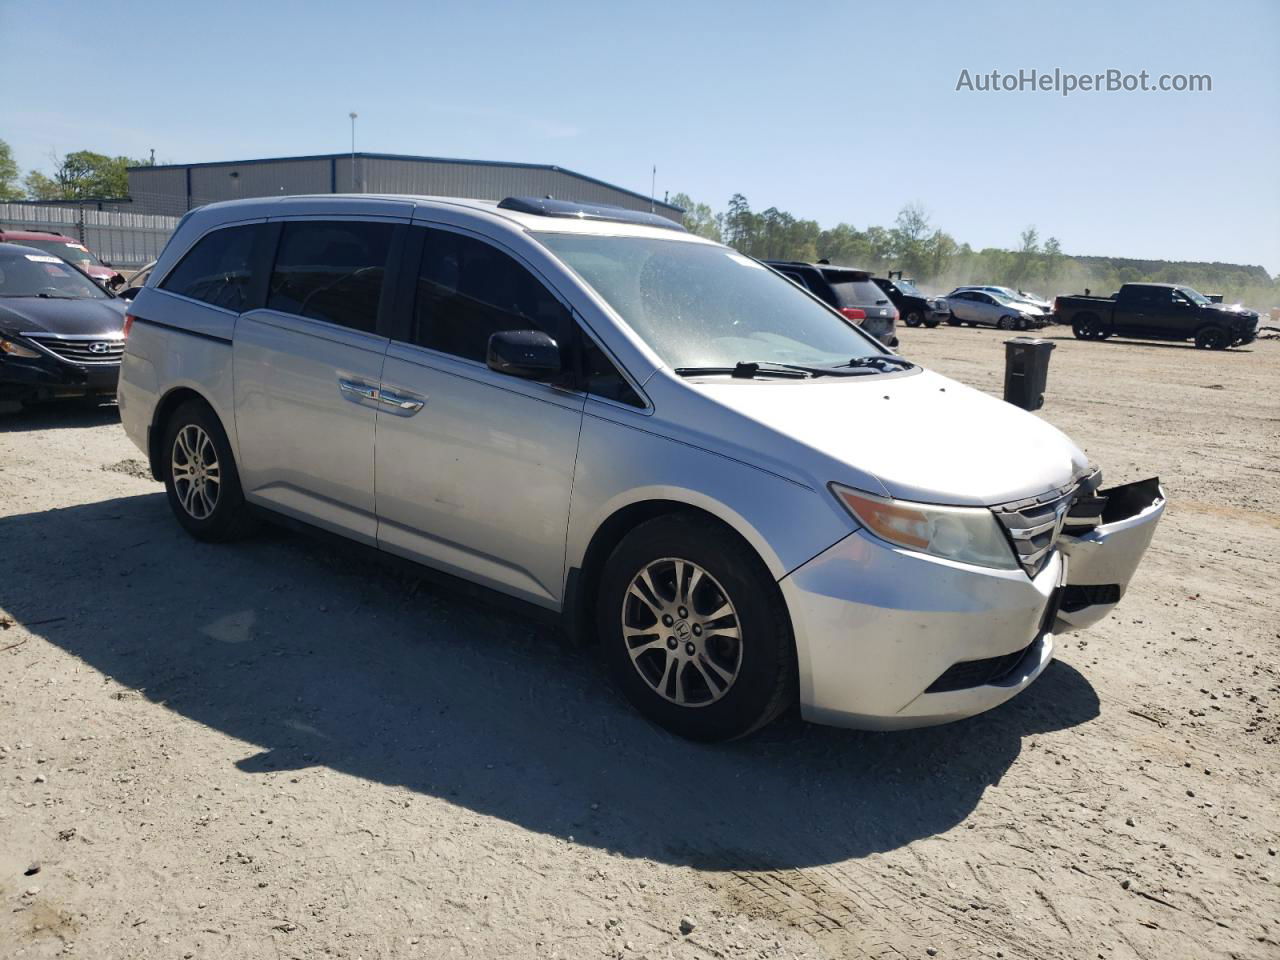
[0,493,1099,871]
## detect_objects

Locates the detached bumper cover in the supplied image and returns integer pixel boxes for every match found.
[1056,478,1165,631]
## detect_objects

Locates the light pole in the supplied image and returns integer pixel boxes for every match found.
[349,112,358,193]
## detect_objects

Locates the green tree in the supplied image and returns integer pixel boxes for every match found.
[669,192,722,242]
[23,150,139,200]
[891,203,932,276]
[0,139,22,200]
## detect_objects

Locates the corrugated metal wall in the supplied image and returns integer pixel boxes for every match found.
[0,202,180,268]
[128,155,683,222]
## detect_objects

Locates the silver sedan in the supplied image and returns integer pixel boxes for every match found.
[946,290,1048,330]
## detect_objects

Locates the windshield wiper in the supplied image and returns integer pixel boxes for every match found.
[675,362,812,380]
[840,355,916,372]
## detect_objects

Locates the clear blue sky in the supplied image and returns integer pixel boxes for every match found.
[4,0,1278,272]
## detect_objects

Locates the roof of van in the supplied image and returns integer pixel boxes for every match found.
[183,194,714,244]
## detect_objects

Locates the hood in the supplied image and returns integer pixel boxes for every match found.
[1204,302,1257,319]
[0,296,127,337]
[688,367,1087,506]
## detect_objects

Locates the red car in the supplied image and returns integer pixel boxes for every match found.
[0,229,125,289]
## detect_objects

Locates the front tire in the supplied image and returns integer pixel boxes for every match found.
[1195,326,1229,350]
[904,311,923,328]
[161,399,255,541]
[597,514,795,741]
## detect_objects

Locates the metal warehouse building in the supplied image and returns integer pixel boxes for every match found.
[126,152,684,223]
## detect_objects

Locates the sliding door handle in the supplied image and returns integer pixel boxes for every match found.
[338,378,379,402]
[377,388,425,414]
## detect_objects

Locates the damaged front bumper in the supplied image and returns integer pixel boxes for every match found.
[1056,477,1166,631]
[780,476,1165,731]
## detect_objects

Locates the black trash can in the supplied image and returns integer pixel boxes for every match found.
[1003,337,1055,411]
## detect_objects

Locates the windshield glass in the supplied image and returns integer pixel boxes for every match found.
[24,239,100,268]
[541,235,885,369]
[895,279,923,296]
[1177,286,1209,305]
[0,251,110,299]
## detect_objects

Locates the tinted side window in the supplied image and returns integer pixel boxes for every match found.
[413,229,569,362]
[267,220,393,332]
[582,338,643,407]
[160,224,258,311]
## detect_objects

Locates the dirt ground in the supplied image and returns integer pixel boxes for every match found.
[1,326,1277,960]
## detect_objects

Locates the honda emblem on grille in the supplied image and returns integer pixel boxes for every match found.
[88,342,111,354]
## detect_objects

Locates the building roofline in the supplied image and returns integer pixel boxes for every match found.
[127,152,684,214]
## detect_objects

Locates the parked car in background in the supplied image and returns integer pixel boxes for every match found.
[946,289,1050,330]
[119,193,1164,741]
[0,243,127,405]
[873,275,949,328]
[1054,283,1259,349]
[764,260,898,346]
[0,229,125,290]
[951,285,1052,314]
[118,259,158,300]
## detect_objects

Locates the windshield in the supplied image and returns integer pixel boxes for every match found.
[0,251,110,299]
[895,279,923,296]
[23,239,101,268]
[541,234,885,369]
[1177,286,1210,305]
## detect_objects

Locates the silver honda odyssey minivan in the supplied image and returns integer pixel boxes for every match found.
[118,194,1165,741]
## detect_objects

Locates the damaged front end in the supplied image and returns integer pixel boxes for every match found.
[1055,476,1166,631]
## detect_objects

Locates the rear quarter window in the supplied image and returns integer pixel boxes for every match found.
[161,224,259,312]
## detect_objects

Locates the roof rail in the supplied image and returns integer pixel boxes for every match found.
[497,196,686,232]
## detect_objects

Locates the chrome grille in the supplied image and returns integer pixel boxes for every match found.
[24,334,124,365]
[992,485,1077,577]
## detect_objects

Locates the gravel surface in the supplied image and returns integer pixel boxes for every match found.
[1,327,1277,959]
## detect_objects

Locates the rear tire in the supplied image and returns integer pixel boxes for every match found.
[1072,314,1100,340]
[924,319,939,329]
[161,399,256,542]
[597,514,795,741]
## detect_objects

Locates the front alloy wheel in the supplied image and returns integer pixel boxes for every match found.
[598,514,795,740]
[622,558,742,707]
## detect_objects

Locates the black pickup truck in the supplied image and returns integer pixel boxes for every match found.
[1054,283,1258,349]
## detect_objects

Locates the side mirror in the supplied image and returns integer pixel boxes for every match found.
[486,329,562,381]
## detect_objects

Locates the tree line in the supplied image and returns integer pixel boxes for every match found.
[671,192,1278,309]
[0,139,141,202]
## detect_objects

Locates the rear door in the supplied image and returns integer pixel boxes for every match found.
[233,216,406,543]
[373,224,586,607]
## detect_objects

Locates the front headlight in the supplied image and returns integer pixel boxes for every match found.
[0,337,41,359]
[830,484,1019,570]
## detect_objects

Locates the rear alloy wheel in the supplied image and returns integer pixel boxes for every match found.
[598,515,795,741]
[1195,327,1228,350]
[162,399,256,542]
[904,310,923,328]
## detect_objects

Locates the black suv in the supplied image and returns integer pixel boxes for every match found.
[763,260,898,346]
[873,275,949,328]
